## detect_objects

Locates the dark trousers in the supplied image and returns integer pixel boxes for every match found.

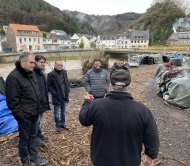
[36,113,43,137]
[18,118,38,164]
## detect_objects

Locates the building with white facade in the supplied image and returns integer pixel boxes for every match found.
[127,30,149,48]
[96,30,149,49]
[6,24,43,52]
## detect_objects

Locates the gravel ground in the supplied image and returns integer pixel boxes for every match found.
[0,64,190,166]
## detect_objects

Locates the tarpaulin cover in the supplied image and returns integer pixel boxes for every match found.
[128,53,163,67]
[154,64,190,109]
[0,94,18,136]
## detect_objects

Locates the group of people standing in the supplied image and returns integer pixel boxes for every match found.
[5,52,159,166]
[5,52,70,166]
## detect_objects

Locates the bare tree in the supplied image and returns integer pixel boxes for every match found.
[175,0,190,15]
[151,0,190,15]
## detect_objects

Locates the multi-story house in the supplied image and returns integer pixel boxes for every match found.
[76,36,90,48]
[71,33,96,48]
[51,34,71,49]
[43,36,59,51]
[43,34,72,50]
[127,30,149,48]
[167,31,190,46]
[6,23,43,52]
[96,35,116,49]
[115,36,130,49]
[96,30,149,49]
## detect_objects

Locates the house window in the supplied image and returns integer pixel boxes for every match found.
[20,38,22,43]
[24,38,26,42]
[29,38,31,42]
[34,38,36,42]
[38,38,40,44]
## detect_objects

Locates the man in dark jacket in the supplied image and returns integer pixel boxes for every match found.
[110,59,129,76]
[47,60,70,132]
[5,52,48,166]
[79,69,159,166]
[33,55,50,146]
[83,59,109,99]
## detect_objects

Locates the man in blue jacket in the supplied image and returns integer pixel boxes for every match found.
[79,69,159,166]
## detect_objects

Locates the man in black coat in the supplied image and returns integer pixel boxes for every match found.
[79,69,159,166]
[33,55,50,146]
[6,52,48,166]
[47,60,70,132]
[110,58,129,76]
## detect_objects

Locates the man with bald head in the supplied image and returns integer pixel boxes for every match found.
[47,60,70,132]
[6,52,48,166]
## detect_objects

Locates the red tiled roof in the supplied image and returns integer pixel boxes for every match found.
[9,23,42,37]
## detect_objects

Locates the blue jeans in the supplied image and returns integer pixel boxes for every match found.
[54,103,66,128]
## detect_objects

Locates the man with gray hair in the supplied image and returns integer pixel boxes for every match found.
[79,69,159,166]
[6,52,48,166]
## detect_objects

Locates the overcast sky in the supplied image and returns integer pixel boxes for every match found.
[43,0,153,15]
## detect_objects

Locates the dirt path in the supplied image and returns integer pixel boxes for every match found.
[0,64,190,166]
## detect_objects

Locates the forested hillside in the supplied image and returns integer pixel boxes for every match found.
[0,0,88,34]
[129,1,185,44]
[0,0,141,35]
[64,11,141,34]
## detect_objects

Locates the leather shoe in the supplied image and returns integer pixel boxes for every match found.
[31,157,48,166]
[56,127,62,132]
[36,138,46,147]
[61,124,70,130]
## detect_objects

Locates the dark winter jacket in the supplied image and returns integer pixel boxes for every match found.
[110,63,129,77]
[5,61,41,122]
[47,69,70,105]
[83,67,109,98]
[79,91,159,166]
[0,76,5,95]
[33,66,50,112]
